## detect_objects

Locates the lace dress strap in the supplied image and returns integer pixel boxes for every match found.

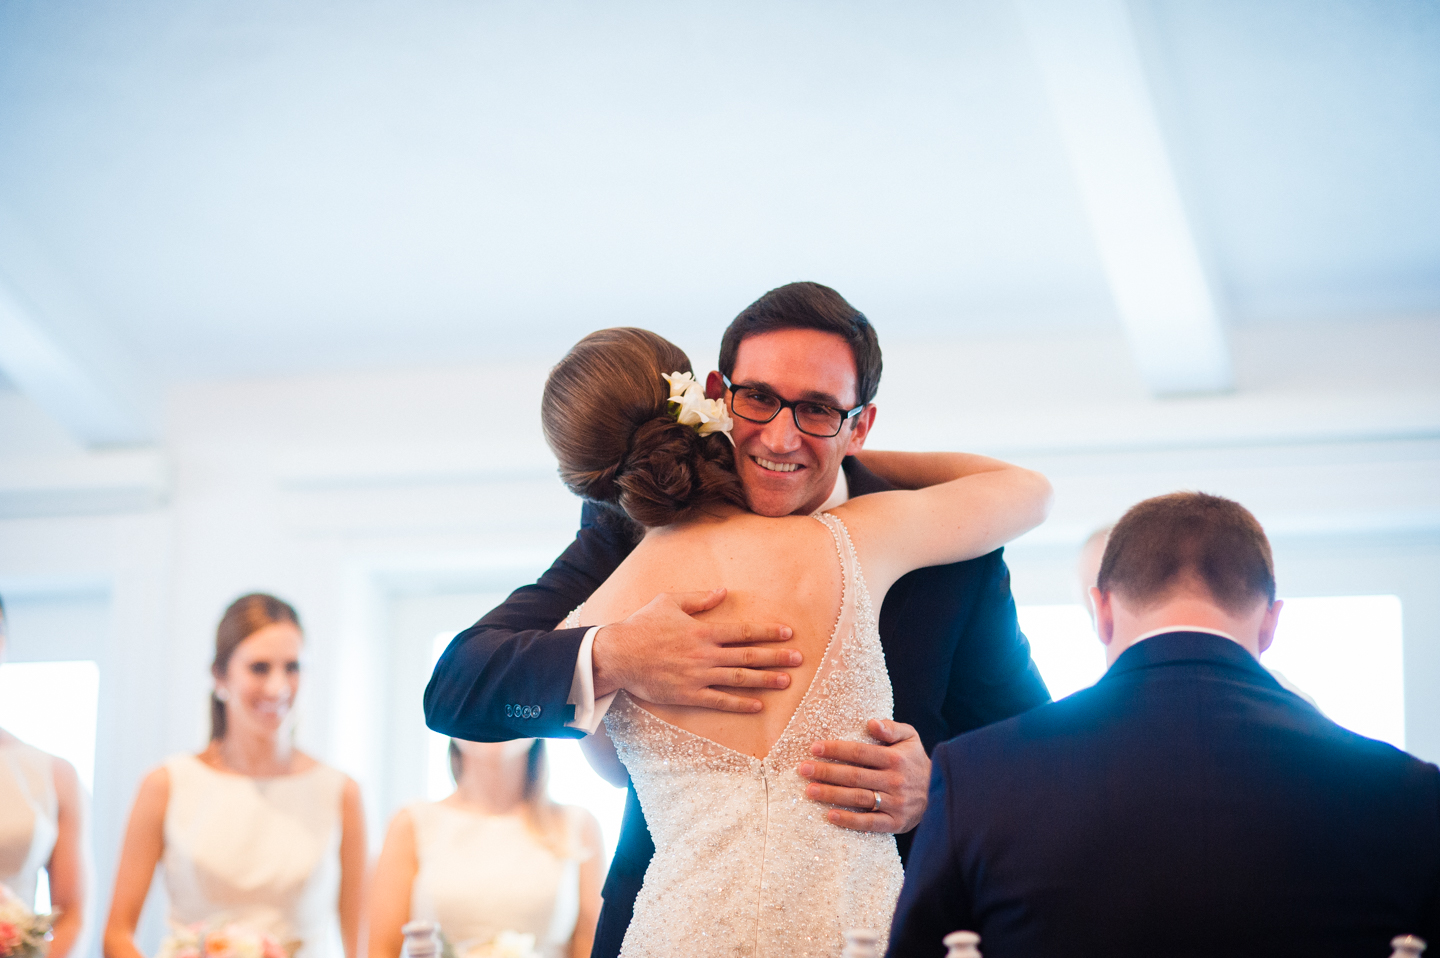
[811,511,859,661]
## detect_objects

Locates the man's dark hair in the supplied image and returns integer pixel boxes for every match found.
[1097,492,1276,614]
[718,282,882,407]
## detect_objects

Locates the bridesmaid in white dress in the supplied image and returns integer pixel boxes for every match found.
[369,739,602,958]
[0,597,88,958]
[104,594,366,958]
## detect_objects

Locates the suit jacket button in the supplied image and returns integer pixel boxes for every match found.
[523,706,534,719]
[532,705,542,719]
[505,704,514,717]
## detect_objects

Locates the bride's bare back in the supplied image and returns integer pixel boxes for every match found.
[577,508,845,759]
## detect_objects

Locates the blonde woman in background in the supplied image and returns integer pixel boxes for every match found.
[0,595,88,958]
[369,739,602,958]
[104,594,366,958]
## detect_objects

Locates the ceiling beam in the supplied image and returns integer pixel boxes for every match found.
[1015,0,1233,396]
[0,207,158,446]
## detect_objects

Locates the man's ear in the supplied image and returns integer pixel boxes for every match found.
[1090,587,1115,647]
[1257,598,1283,654]
[705,371,726,401]
[843,404,877,456]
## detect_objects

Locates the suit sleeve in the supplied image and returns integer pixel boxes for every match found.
[422,502,635,742]
[941,548,1051,736]
[886,741,972,958]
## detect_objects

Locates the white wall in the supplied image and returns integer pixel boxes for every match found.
[0,315,1436,956]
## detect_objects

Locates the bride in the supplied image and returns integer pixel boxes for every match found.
[539,328,1051,957]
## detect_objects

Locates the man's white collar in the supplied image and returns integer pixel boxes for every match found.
[1133,625,1237,643]
[817,469,849,512]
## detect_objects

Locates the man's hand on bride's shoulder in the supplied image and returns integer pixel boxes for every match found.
[798,719,931,835]
[590,588,801,713]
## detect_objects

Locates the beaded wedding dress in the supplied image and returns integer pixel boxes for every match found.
[567,512,903,958]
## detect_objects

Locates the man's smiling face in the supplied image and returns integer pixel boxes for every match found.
[715,328,876,518]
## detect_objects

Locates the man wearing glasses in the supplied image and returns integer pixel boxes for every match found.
[425,281,1050,958]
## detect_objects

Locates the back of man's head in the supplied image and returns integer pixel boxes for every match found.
[1098,492,1276,614]
[718,282,883,406]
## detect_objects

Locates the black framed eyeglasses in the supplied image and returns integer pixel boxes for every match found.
[721,374,866,438]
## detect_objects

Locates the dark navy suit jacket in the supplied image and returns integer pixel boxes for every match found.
[424,457,1051,958]
[887,631,1440,958]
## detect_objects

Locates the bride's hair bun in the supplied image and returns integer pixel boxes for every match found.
[616,417,742,527]
[542,328,746,527]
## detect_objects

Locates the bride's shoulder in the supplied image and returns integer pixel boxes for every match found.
[726,511,834,539]
[741,512,846,550]
[641,511,818,550]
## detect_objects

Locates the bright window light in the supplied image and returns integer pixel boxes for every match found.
[1263,595,1404,749]
[0,661,100,791]
[426,634,626,862]
[545,739,626,864]
[1019,597,1406,750]
[426,632,457,802]
[1018,605,1106,700]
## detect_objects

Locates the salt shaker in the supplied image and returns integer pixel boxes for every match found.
[842,928,880,958]
[401,921,441,958]
[1391,936,1427,958]
[943,930,981,958]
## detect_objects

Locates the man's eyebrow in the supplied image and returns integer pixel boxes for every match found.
[733,379,850,407]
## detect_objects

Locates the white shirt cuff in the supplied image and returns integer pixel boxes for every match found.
[566,626,619,733]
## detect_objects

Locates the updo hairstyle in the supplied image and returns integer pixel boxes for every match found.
[211,592,301,740]
[542,327,746,527]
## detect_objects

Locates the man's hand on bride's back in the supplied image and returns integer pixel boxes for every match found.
[590,588,801,713]
[798,719,930,835]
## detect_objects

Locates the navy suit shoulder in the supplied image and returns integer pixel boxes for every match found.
[889,633,1440,958]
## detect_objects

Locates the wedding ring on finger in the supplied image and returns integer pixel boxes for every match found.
[872,790,882,811]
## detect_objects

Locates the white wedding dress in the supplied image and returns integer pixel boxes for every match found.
[567,512,903,958]
[162,755,347,958]
[407,802,588,958]
[0,737,58,908]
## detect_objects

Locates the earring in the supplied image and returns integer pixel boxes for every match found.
[215,688,230,702]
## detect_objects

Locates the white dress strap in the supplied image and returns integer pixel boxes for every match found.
[811,511,859,662]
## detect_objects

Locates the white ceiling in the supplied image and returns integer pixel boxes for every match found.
[0,0,1436,386]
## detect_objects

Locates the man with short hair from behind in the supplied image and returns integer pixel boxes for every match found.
[887,492,1440,957]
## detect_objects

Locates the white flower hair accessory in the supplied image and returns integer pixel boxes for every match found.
[662,371,733,439]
